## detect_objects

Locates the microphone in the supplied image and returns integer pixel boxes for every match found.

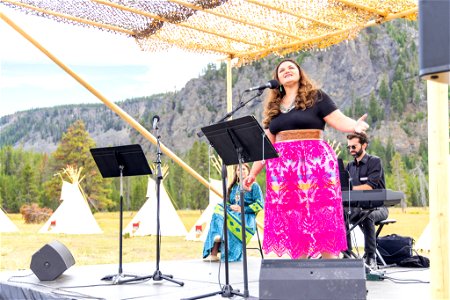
[152,115,160,130]
[244,80,279,92]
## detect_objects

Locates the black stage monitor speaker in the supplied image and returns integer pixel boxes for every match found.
[419,0,450,83]
[30,240,75,281]
[259,259,366,300]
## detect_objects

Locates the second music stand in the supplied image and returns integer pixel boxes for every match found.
[183,115,278,300]
[90,144,152,284]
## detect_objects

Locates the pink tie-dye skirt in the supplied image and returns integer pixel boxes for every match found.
[263,139,347,258]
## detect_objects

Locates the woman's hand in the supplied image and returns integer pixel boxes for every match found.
[354,113,369,133]
[324,110,370,133]
[242,182,252,191]
[230,204,241,212]
[243,174,255,189]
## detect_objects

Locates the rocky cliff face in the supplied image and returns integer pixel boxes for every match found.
[0,20,427,156]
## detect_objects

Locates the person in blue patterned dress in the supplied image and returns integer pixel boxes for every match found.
[202,163,264,262]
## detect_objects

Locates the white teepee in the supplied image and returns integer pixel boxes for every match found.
[416,156,450,252]
[123,177,187,237]
[39,180,103,234]
[416,223,430,252]
[186,179,223,241]
[0,207,19,232]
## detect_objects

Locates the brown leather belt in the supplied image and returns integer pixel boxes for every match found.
[276,129,323,142]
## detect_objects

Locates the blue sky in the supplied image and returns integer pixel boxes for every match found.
[0,6,219,117]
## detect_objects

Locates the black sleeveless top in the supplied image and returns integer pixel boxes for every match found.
[268,90,338,135]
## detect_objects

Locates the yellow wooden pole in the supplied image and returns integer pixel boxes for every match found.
[427,80,449,299]
[226,57,233,115]
[0,11,223,199]
[224,56,235,183]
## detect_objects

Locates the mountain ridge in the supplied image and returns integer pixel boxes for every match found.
[0,20,427,158]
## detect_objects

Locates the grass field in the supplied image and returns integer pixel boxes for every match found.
[0,207,429,271]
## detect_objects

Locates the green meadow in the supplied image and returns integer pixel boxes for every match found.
[0,207,429,271]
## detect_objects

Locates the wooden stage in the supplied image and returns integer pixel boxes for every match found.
[0,257,430,300]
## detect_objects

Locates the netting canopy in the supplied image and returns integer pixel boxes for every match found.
[1,0,417,65]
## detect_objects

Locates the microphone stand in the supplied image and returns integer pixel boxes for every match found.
[184,90,263,300]
[120,125,184,286]
[217,90,263,123]
[197,90,263,138]
[344,174,356,259]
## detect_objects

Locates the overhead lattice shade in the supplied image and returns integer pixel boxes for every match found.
[1,0,417,65]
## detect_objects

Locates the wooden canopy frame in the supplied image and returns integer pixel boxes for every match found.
[0,0,418,65]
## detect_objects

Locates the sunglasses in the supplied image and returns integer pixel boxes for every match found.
[346,145,358,150]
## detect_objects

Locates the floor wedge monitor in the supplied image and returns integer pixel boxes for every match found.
[30,240,75,281]
[259,259,366,300]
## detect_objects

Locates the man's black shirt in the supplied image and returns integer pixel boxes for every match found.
[346,153,386,189]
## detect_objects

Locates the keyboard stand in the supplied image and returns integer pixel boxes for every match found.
[344,208,374,261]
[344,207,389,280]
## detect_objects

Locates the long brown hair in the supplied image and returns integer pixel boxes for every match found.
[227,163,251,198]
[262,59,318,128]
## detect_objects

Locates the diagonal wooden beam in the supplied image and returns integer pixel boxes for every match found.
[245,0,343,30]
[1,0,134,35]
[167,0,303,41]
[335,0,388,17]
[139,33,236,57]
[238,7,418,60]
[92,0,266,49]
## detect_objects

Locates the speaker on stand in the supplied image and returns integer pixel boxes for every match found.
[419,0,450,83]
[30,240,75,281]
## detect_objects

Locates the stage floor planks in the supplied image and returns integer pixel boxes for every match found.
[0,257,430,300]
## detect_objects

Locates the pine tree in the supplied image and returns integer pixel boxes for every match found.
[164,141,218,209]
[368,138,386,162]
[389,152,408,210]
[384,137,395,173]
[391,82,404,113]
[18,162,39,204]
[379,76,389,102]
[410,161,428,206]
[368,92,382,124]
[45,120,113,210]
[130,175,147,210]
[397,81,407,109]
[354,97,366,118]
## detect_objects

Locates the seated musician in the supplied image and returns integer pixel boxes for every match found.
[345,132,388,269]
[202,163,264,262]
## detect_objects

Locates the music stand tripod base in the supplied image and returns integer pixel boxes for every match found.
[101,273,140,284]
[91,144,153,285]
[118,269,183,285]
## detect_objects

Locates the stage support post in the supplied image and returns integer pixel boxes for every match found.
[427,79,449,300]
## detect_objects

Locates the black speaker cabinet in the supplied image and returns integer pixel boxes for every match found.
[259,259,366,300]
[419,0,450,83]
[30,240,75,281]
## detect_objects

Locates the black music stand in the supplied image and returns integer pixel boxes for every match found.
[182,115,278,300]
[90,144,152,284]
